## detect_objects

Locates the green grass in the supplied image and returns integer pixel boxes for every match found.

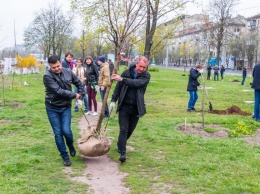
[1,68,260,193]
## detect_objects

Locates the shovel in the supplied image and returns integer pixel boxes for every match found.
[201,74,213,111]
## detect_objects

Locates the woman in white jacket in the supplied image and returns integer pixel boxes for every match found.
[72,58,88,112]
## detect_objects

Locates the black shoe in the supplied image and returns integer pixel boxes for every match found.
[119,152,126,163]
[187,109,194,112]
[191,107,196,111]
[63,158,71,166]
[68,145,76,157]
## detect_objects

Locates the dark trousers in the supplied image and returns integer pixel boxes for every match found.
[87,83,97,112]
[100,88,109,117]
[117,104,139,153]
[214,73,219,81]
[207,72,211,80]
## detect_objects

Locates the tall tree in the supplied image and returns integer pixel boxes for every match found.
[144,0,193,60]
[24,2,74,58]
[208,0,238,66]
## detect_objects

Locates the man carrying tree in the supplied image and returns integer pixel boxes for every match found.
[109,56,151,162]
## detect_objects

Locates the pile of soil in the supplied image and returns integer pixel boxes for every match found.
[209,105,251,116]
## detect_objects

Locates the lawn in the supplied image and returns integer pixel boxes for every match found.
[1,67,260,193]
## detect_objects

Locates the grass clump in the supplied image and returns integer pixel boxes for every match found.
[204,128,218,133]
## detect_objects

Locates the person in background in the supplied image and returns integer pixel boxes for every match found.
[251,62,260,122]
[187,64,203,112]
[241,66,247,86]
[213,65,220,81]
[62,52,74,69]
[220,65,225,80]
[109,56,150,162]
[107,59,114,76]
[97,56,111,118]
[85,56,99,116]
[207,65,212,80]
[43,55,84,166]
[72,58,88,112]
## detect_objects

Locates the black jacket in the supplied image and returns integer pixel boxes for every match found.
[187,68,201,91]
[252,63,260,90]
[111,65,150,117]
[220,67,225,74]
[43,68,84,108]
[62,58,71,68]
[86,64,99,84]
[242,68,247,77]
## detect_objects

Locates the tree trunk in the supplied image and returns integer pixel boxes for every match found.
[95,45,121,132]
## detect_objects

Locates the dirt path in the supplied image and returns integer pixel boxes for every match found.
[66,104,130,194]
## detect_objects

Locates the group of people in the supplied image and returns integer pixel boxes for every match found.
[43,53,150,166]
[187,63,256,116]
[206,65,225,81]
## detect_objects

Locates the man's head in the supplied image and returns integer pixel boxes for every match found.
[97,56,106,65]
[135,56,148,74]
[48,55,62,74]
[65,52,73,62]
[196,64,203,71]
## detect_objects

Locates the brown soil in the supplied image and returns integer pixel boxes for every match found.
[178,123,260,146]
[232,80,240,82]
[178,123,229,138]
[209,105,251,116]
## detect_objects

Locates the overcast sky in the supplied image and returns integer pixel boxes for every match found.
[0,0,260,48]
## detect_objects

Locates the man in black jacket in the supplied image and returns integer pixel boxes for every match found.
[252,62,260,121]
[61,52,73,69]
[43,55,84,166]
[109,56,150,162]
[187,64,203,112]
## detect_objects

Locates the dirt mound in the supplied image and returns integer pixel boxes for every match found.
[178,123,229,138]
[209,105,251,116]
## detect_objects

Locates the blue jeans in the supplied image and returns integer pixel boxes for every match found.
[100,88,109,117]
[214,73,219,81]
[254,90,260,120]
[46,105,73,159]
[188,91,198,110]
[74,85,88,111]
[241,76,246,85]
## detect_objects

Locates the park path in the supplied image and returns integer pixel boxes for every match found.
[66,103,130,194]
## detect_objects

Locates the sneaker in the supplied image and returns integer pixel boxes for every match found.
[86,111,92,115]
[119,152,126,163]
[84,109,89,113]
[92,112,98,116]
[187,109,195,112]
[191,107,196,111]
[63,158,71,166]
[68,145,76,157]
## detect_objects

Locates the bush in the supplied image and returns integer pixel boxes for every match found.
[148,67,159,72]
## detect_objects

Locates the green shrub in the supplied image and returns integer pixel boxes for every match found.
[229,121,254,137]
[148,67,159,72]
